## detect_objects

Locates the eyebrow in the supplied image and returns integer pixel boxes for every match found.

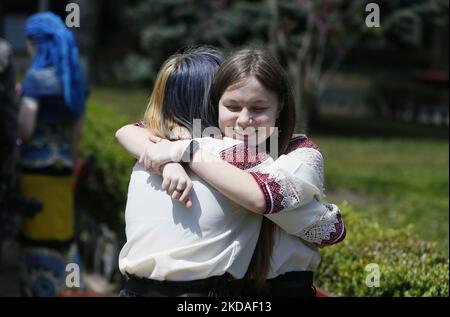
[222,98,269,105]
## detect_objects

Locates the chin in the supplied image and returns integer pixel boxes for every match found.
[239,134,269,147]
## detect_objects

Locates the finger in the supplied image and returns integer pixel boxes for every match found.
[154,163,165,174]
[171,189,182,200]
[144,158,152,171]
[146,160,154,173]
[178,182,192,205]
[178,189,190,205]
[148,161,158,173]
[142,155,151,171]
[184,199,193,209]
[180,195,192,209]
[162,177,170,191]
[157,163,166,175]
[177,179,187,190]
[167,179,177,196]
[149,135,162,143]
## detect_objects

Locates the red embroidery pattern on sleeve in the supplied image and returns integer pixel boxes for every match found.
[249,172,285,214]
[249,172,272,214]
[300,204,346,247]
[134,121,148,128]
[247,136,323,215]
[219,143,269,170]
[286,136,321,154]
[320,213,346,246]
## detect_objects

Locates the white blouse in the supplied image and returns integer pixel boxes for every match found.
[119,135,345,281]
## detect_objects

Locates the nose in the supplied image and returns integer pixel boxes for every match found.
[236,108,252,129]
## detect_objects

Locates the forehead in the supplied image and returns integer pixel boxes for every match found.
[221,76,276,102]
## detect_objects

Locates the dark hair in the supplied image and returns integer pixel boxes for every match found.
[165,47,223,136]
[212,48,296,290]
[144,46,223,138]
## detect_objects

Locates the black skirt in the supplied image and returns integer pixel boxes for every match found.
[120,273,235,297]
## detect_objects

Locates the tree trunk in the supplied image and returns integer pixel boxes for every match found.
[296,86,309,134]
[71,0,102,81]
[302,89,320,133]
[288,59,309,134]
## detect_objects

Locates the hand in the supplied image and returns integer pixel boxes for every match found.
[138,135,190,172]
[138,142,165,173]
[169,126,192,141]
[161,163,193,208]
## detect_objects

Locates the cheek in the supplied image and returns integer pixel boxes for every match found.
[218,107,236,129]
[254,112,277,127]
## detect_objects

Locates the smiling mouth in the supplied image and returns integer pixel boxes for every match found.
[233,127,258,137]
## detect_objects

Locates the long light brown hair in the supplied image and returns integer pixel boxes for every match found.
[143,58,180,138]
[212,49,296,291]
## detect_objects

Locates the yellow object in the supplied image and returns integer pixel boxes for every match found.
[21,174,74,241]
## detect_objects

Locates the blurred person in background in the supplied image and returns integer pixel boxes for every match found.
[17,12,88,297]
[0,37,18,190]
[1,37,21,241]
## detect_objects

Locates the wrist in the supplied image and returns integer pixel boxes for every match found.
[180,140,200,163]
[157,163,168,175]
[139,142,152,160]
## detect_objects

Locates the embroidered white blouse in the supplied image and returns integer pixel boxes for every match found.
[118,135,345,281]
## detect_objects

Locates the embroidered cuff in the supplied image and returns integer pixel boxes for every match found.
[249,172,272,214]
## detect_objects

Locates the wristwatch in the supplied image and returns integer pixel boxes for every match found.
[180,140,200,163]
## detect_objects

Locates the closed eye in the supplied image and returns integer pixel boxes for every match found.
[225,105,241,112]
[252,108,269,113]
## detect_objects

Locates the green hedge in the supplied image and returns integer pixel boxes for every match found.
[78,100,136,239]
[315,204,449,296]
[78,102,449,296]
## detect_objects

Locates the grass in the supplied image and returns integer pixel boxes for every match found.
[311,115,449,251]
[90,85,150,122]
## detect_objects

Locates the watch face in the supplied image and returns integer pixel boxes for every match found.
[181,140,196,163]
[191,140,200,153]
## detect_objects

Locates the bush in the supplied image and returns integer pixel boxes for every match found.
[315,204,449,296]
[78,100,136,240]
